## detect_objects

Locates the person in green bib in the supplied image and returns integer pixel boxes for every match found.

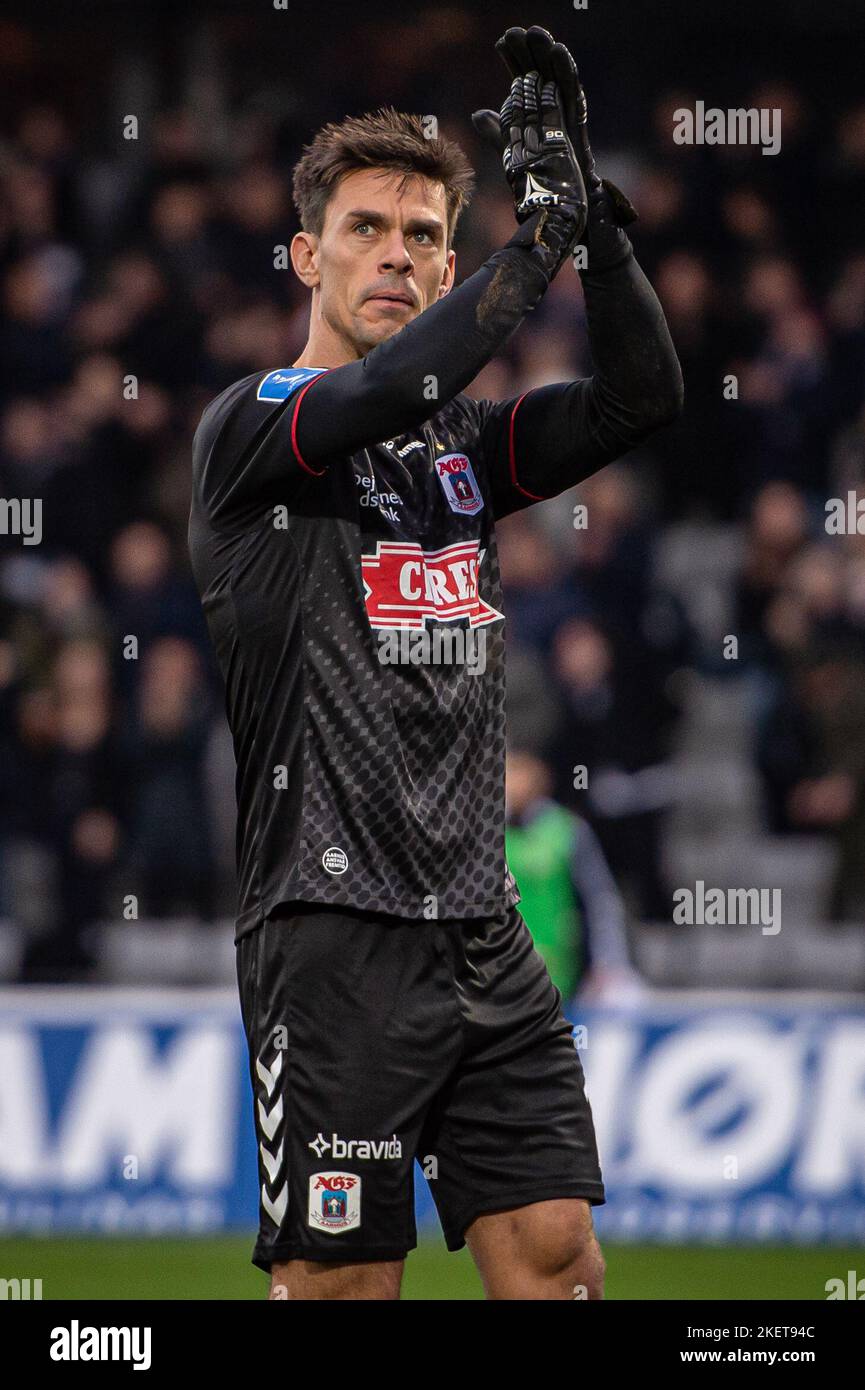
[505,747,642,1004]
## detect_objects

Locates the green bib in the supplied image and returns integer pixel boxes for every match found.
[506,804,583,999]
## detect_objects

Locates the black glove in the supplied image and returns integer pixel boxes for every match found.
[492,25,638,273]
[472,55,587,281]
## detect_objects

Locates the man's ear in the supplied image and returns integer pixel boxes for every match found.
[437,248,456,299]
[290,230,320,288]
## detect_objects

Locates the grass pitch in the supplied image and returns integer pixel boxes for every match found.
[0,1236,853,1300]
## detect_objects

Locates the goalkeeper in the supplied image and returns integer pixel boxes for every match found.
[190,25,682,1300]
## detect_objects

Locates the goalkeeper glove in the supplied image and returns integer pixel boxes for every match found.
[492,25,638,272]
[472,57,588,281]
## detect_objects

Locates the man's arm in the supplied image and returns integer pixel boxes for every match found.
[193,211,581,527]
[193,50,590,527]
[481,241,684,519]
[473,26,683,518]
[569,816,633,973]
[290,235,550,466]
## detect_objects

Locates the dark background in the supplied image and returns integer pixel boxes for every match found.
[2,0,865,985]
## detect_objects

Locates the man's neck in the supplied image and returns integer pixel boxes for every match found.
[293,301,365,370]
[293,342,357,370]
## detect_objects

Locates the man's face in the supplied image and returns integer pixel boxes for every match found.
[505,751,550,817]
[294,167,455,357]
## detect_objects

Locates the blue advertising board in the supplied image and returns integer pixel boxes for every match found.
[0,989,256,1235]
[575,999,865,1245]
[0,990,863,1244]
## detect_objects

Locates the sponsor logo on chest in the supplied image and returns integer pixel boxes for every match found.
[355,470,402,524]
[361,539,503,630]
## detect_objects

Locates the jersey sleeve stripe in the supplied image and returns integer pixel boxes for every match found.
[290,375,328,478]
[508,391,547,501]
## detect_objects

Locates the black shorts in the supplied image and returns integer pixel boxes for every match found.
[236,902,605,1271]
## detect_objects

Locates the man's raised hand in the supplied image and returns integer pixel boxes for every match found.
[472,26,588,279]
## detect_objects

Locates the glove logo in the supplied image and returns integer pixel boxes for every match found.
[519,169,561,212]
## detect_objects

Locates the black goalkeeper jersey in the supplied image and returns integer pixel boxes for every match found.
[189,242,681,940]
[190,366,527,938]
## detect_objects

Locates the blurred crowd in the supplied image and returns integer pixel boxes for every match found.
[2,9,865,976]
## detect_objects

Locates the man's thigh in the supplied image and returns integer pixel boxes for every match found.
[268,1258,404,1301]
[236,905,461,1276]
[420,907,605,1257]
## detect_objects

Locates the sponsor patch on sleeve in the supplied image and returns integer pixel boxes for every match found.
[256,367,327,401]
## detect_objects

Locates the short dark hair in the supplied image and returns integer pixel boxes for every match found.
[291,106,475,248]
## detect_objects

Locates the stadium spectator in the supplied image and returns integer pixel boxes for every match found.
[118,636,216,920]
[547,616,678,921]
[505,747,642,1004]
[756,638,865,919]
